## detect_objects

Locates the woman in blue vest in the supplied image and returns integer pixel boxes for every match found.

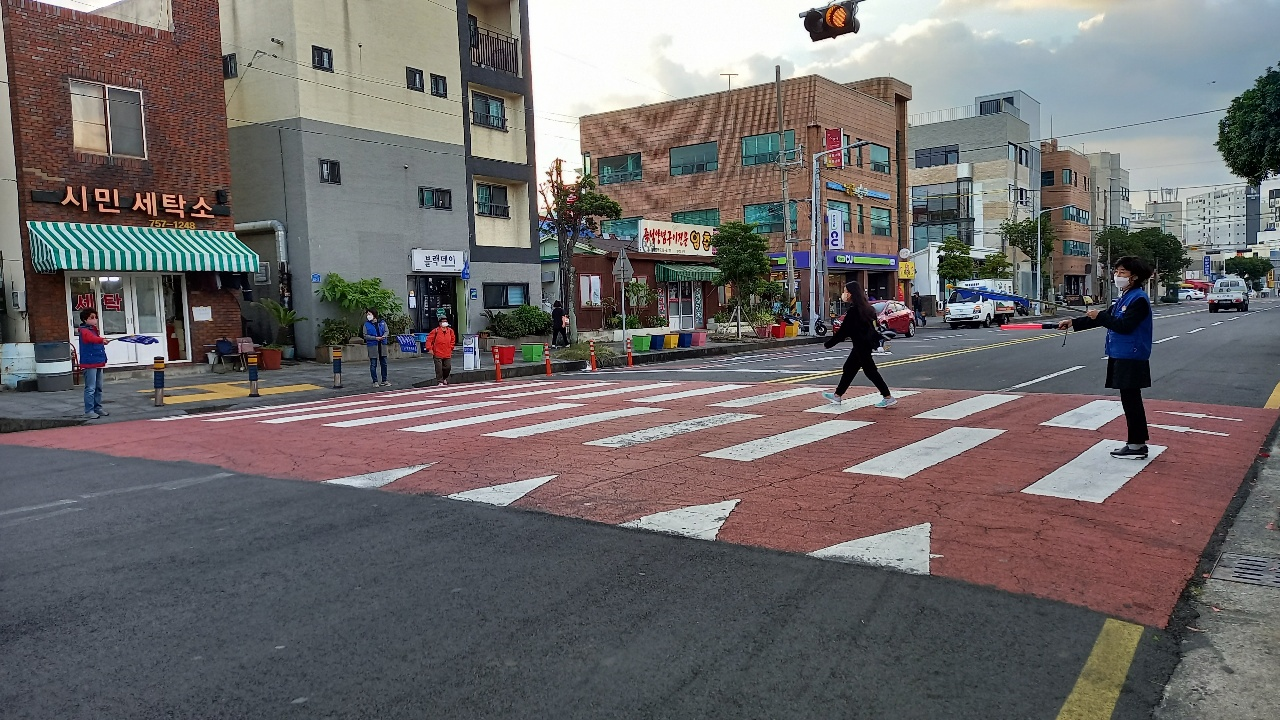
[1058,256,1154,459]
[363,309,390,387]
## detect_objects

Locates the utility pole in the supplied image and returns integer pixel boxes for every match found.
[810,139,869,334]
[775,65,796,306]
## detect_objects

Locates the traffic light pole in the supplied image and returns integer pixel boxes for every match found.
[809,140,869,335]
[776,66,796,306]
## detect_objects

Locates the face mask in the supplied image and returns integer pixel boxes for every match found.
[1113,274,1129,290]
[440,322,449,328]
[367,315,375,321]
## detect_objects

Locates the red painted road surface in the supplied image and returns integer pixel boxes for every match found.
[7,380,1273,628]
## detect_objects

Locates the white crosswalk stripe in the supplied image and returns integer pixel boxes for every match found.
[805,390,920,415]
[400,403,583,433]
[434,381,557,398]
[708,387,822,408]
[325,401,509,428]
[485,407,665,438]
[260,399,445,424]
[558,382,679,399]
[585,413,759,448]
[493,382,612,399]
[701,420,873,461]
[1021,440,1167,502]
[201,397,396,422]
[844,427,1005,479]
[913,394,1021,420]
[1041,400,1124,431]
[629,384,751,403]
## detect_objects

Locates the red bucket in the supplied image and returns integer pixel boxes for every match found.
[770,324,786,339]
[495,345,516,364]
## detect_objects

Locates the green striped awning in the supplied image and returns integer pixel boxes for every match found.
[656,263,721,283]
[27,221,259,274]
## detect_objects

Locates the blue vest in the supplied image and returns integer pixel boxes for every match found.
[1104,288,1153,361]
[77,324,108,366]
[363,319,388,347]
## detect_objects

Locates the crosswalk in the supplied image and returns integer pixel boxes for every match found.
[152,381,1241,510]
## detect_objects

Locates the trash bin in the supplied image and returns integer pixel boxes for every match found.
[496,345,516,364]
[677,332,692,348]
[34,341,74,392]
[663,334,679,349]
[521,343,544,362]
[632,335,652,352]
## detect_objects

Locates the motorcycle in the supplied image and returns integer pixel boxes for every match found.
[779,313,829,336]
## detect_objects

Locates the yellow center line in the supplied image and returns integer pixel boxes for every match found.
[1056,618,1144,720]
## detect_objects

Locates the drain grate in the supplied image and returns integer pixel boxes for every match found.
[1210,553,1280,589]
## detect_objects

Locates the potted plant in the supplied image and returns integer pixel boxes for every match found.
[258,344,284,370]
[316,318,359,363]
[255,298,307,361]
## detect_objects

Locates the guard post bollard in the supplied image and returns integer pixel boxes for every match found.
[589,340,597,372]
[544,343,552,376]
[247,354,260,398]
[332,346,343,389]
[152,356,165,407]
[626,338,633,367]
[492,347,503,382]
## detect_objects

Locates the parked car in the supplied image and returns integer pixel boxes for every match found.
[1208,277,1249,312]
[1177,288,1205,301]
[833,301,915,337]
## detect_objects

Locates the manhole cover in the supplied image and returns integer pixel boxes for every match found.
[1210,553,1280,589]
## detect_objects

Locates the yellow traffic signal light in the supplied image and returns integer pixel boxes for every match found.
[802,1,861,41]
[825,4,849,28]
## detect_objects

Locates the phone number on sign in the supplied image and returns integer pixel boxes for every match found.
[149,220,198,230]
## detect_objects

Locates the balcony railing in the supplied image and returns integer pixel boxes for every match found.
[599,170,642,185]
[470,27,520,76]
[471,112,507,131]
[477,202,511,218]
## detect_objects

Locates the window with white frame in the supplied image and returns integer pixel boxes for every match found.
[70,80,145,158]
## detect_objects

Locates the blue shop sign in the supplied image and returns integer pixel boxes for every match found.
[826,181,892,202]
[769,252,810,269]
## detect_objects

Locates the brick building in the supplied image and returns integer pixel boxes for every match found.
[579,74,911,325]
[0,0,253,386]
[1039,140,1093,297]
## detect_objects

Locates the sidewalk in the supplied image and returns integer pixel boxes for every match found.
[0,335,819,431]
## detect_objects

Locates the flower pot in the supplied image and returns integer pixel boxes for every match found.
[632,334,652,352]
[258,347,282,370]
[770,324,786,339]
[691,331,707,347]
[784,323,798,338]
[754,325,770,339]
[495,345,516,364]
[282,345,295,360]
[663,334,679,349]
[521,343,545,362]
[677,332,693,348]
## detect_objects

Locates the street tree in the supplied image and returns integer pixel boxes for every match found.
[710,221,771,311]
[976,252,1013,280]
[936,235,975,289]
[538,160,622,336]
[1224,256,1275,290]
[1000,216,1056,264]
[1216,64,1280,185]
[1095,226,1146,269]
[1131,228,1191,290]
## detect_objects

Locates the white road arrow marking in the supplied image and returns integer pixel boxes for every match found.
[619,499,740,541]
[325,464,434,489]
[447,475,557,506]
[1149,424,1229,437]
[1156,411,1242,422]
[809,523,933,575]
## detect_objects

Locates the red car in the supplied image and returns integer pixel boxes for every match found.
[832,301,916,337]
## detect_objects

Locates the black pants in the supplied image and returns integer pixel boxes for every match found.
[552,327,569,346]
[1120,388,1149,445]
[836,347,891,397]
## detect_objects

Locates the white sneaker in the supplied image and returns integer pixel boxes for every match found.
[83,412,99,419]
[821,391,842,404]
[874,396,897,408]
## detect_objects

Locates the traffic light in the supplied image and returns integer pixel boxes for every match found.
[802,1,861,42]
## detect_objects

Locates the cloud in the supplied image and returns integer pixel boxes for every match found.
[1077,12,1105,30]
[938,0,1114,11]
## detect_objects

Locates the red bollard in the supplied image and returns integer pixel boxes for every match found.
[589,340,597,372]
[626,338,633,367]
[492,347,502,382]
[544,342,552,376]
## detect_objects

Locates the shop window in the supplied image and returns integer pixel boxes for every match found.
[406,67,425,92]
[222,54,238,79]
[578,275,602,307]
[476,184,509,217]
[471,92,506,130]
[741,130,794,167]
[312,46,334,72]
[871,207,892,236]
[483,283,528,309]
[599,153,642,185]
[70,80,146,159]
[319,159,341,184]
[672,208,720,227]
[430,74,448,98]
[670,142,718,176]
[419,187,452,210]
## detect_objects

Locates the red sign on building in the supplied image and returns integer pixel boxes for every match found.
[824,128,844,168]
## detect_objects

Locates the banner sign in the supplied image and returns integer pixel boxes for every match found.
[826,210,845,250]
[824,128,843,168]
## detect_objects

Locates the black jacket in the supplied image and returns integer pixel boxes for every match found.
[825,305,881,351]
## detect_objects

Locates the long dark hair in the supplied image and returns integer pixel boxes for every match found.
[845,281,878,327]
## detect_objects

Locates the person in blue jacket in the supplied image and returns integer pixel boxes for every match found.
[1058,256,1154,459]
[363,308,390,387]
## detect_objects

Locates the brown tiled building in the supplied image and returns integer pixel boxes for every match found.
[1039,140,1094,297]
[0,0,254,385]
[578,74,911,323]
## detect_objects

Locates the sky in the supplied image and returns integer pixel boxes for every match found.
[528,0,1280,205]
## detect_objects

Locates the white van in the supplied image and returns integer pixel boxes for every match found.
[1208,277,1249,313]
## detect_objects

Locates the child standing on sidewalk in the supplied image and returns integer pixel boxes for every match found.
[426,318,457,386]
[77,308,110,419]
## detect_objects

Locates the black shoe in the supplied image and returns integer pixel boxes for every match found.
[1110,445,1148,460]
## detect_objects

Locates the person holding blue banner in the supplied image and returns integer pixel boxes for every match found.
[77,308,111,419]
[363,309,390,387]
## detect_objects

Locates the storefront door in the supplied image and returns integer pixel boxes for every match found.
[412,275,457,332]
[68,274,181,366]
[666,281,696,330]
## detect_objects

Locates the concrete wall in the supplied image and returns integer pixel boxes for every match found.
[467,83,528,164]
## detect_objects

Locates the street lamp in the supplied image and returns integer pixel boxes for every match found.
[808,140,870,334]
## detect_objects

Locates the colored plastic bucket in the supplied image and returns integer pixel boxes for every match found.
[521,343,544,362]
[677,332,692,348]
[663,334,679,349]
[496,345,516,364]
[691,331,707,347]
[632,335,652,352]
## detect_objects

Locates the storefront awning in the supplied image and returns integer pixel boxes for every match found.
[656,263,720,283]
[27,221,259,274]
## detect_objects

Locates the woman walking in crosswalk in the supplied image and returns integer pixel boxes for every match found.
[822,280,897,408]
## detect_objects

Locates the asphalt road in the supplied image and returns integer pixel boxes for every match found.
[2,446,1174,719]
[601,299,1280,407]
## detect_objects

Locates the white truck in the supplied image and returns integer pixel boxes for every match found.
[944,281,1023,329]
[1208,276,1249,313]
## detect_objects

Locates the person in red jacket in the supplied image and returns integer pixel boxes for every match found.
[76,308,111,419]
[426,319,457,386]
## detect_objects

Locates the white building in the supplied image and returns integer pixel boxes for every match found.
[1186,186,1251,250]
[1086,151,1131,229]
[1258,177,1280,249]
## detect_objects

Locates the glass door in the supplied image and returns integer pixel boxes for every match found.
[666,282,696,330]
[132,276,166,361]
[68,275,137,365]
